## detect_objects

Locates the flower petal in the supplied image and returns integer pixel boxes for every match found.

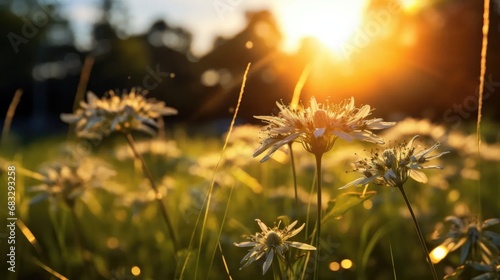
[289,241,316,250]
[262,249,274,275]
[255,219,269,233]
[409,169,428,183]
[287,222,305,238]
[234,241,257,248]
[314,127,326,138]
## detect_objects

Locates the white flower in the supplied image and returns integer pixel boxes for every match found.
[254,97,394,161]
[61,89,177,139]
[234,219,316,275]
[341,135,449,189]
[431,216,500,264]
[29,158,116,207]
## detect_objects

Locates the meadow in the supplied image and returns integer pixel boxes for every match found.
[1,85,499,280]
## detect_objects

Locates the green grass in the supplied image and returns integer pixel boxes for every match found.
[0,120,499,280]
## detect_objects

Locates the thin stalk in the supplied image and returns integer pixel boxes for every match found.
[389,237,398,280]
[17,218,44,259]
[206,186,234,280]
[476,0,489,224]
[125,133,179,255]
[272,259,282,280]
[1,89,23,145]
[360,222,396,280]
[300,251,311,280]
[397,185,438,280]
[313,153,323,280]
[72,56,94,113]
[304,172,317,241]
[218,242,233,280]
[288,143,299,219]
[280,255,294,280]
[29,256,69,280]
[192,63,251,279]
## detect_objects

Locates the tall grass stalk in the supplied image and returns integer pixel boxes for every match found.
[300,251,311,280]
[358,222,396,280]
[72,56,94,113]
[218,242,233,280]
[397,184,438,280]
[288,143,299,218]
[192,63,251,279]
[476,0,490,221]
[125,133,179,256]
[30,256,69,280]
[389,238,397,280]
[206,186,234,280]
[313,153,323,280]
[1,89,23,144]
[18,218,45,260]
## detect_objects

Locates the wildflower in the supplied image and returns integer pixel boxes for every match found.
[61,89,178,139]
[29,158,116,207]
[431,216,500,264]
[340,135,449,189]
[253,97,394,162]
[234,219,316,275]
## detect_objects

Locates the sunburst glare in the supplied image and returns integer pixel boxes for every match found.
[278,0,368,55]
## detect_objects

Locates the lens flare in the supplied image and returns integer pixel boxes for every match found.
[278,0,367,55]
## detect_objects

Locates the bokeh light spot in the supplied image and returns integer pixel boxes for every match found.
[363,199,373,210]
[245,41,253,49]
[131,266,141,276]
[106,237,119,249]
[329,261,340,271]
[448,189,460,202]
[201,69,219,87]
[341,259,353,269]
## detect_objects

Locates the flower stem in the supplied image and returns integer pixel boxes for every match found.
[397,185,438,280]
[288,143,299,219]
[313,153,323,280]
[272,258,282,280]
[125,133,179,256]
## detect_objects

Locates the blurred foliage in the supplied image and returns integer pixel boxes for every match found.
[1,0,500,139]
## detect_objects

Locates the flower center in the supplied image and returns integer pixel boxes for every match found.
[265,231,282,247]
[313,110,329,130]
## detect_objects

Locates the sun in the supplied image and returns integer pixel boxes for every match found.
[276,0,368,56]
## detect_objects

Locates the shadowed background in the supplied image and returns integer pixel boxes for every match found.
[1,0,499,139]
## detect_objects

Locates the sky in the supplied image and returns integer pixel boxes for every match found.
[60,0,278,56]
[56,0,373,57]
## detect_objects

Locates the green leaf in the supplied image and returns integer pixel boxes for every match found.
[322,191,376,224]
